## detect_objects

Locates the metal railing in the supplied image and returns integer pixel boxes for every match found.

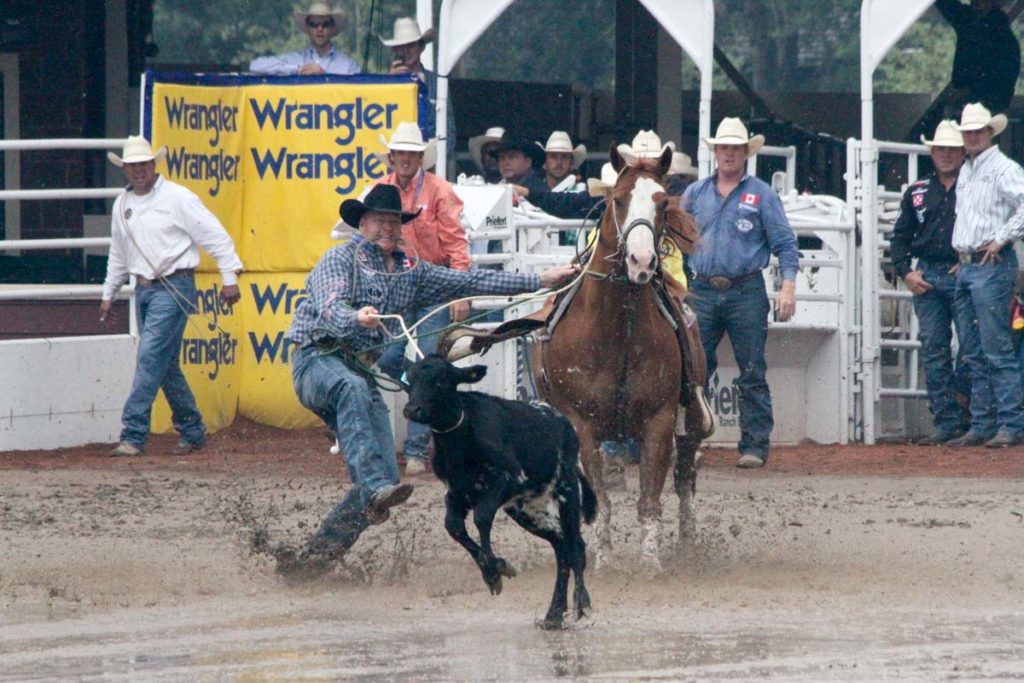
[0,138,131,318]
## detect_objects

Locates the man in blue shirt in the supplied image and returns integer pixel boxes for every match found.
[279,184,578,574]
[249,2,359,76]
[681,118,799,468]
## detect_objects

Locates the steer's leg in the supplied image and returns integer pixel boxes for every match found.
[472,478,519,595]
[560,479,591,621]
[540,537,571,630]
[444,492,490,576]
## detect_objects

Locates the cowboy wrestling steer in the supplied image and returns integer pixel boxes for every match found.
[403,354,597,629]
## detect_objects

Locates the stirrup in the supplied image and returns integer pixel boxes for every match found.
[675,393,716,439]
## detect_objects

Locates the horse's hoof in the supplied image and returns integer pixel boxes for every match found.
[640,554,664,576]
[538,614,567,630]
[494,557,517,578]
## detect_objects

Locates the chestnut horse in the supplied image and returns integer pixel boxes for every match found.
[534,145,702,571]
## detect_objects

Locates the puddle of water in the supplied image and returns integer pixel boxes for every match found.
[2,601,1023,681]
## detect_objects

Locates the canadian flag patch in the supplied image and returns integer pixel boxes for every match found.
[741,193,760,206]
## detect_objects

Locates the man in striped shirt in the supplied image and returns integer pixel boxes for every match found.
[280,184,578,573]
[947,103,1024,448]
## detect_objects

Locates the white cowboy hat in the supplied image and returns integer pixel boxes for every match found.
[107,135,167,167]
[921,120,965,148]
[616,130,675,163]
[668,152,698,177]
[535,131,587,169]
[956,102,1008,136]
[468,126,505,172]
[292,2,343,35]
[587,162,620,197]
[376,121,437,170]
[380,16,436,47]
[702,118,765,158]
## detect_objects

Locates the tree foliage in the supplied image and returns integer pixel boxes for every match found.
[151,0,1024,96]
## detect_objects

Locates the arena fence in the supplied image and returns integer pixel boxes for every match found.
[1,138,932,450]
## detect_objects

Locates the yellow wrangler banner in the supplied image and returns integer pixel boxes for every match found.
[237,272,319,429]
[152,273,242,434]
[143,72,424,435]
[146,73,420,273]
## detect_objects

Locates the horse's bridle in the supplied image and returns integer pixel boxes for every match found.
[596,190,666,282]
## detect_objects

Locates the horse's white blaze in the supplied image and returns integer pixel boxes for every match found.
[623,176,662,284]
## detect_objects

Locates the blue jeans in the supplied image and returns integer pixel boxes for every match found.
[912,260,970,435]
[691,276,773,460]
[377,305,452,461]
[292,344,401,552]
[953,252,1024,437]
[120,273,205,447]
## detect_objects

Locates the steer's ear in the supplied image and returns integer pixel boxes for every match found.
[454,364,488,385]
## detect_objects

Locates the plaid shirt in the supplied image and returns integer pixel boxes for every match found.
[287,236,540,357]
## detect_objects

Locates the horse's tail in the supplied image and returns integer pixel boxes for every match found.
[579,468,598,525]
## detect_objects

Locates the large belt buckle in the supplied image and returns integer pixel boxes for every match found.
[957,252,972,266]
[135,275,153,288]
[708,275,732,291]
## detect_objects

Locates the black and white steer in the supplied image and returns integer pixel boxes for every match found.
[403,354,597,629]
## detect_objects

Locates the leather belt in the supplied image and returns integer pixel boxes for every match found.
[694,271,761,291]
[957,248,1009,266]
[134,268,195,288]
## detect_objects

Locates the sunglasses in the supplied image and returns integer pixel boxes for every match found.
[306,19,335,29]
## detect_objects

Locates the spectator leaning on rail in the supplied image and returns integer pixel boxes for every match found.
[890,121,973,445]
[248,2,359,76]
[935,0,1021,115]
[946,103,1024,448]
[511,131,604,222]
[282,184,579,570]
[372,122,469,476]
[682,118,799,469]
[380,17,454,146]
[100,136,243,458]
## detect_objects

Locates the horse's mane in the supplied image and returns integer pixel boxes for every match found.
[612,161,699,255]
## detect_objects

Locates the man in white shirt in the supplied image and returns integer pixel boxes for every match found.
[248,2,359,76]
[947,103,1024,448]
[100,136,243,457]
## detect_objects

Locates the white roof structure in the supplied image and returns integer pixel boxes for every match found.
[425,0,716,175]
[858,0,938,443]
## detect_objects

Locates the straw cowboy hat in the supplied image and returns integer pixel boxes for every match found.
[107,135,167,167]
[292,2,343,35]
[616,130,675,162]
[921,120,964,148]
[956,102,1008,136]
[587,162,620,197]
[468,126,505,172]
[668,152,698,177]
[536,131,587,169]
[376,121,437,170]
[339,184,421,230]
[380,16,436,46]
[702,118,765,158]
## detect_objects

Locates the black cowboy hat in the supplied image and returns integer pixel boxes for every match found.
[340,184,421,228]
[498,132,545,168]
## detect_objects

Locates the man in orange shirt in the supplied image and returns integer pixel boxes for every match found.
[374,121,469,474]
